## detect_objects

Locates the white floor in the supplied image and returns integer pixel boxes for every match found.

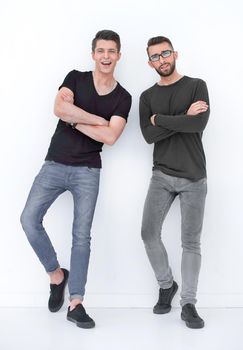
[0,307,243,350]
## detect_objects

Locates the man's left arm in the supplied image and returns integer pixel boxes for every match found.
[153,79,210,133]
[75,116,127,145]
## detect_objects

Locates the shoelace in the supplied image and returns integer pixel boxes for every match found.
[50,282,63,298]
[159,287,173,304]
[186,304,199,318]
[70,304,88,317]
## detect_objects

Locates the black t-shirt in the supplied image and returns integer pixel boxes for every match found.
[45,70,132,167]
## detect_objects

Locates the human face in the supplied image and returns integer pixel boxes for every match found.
[92,40,121,75]
[148,42,178,77]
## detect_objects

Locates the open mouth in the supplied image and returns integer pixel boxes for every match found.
[101,61,112,66]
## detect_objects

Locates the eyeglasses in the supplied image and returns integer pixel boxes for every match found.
[149,50,174,62]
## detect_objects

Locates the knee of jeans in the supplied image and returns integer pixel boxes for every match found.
[181,238,201,254]
[141,226,149,242]
[20,209,28,230]
[141,226,158,245]
[20,208,41,234]
[72,232,91,247]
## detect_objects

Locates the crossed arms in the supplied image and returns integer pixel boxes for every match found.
[54,87,126,146]
[139,81,210,144]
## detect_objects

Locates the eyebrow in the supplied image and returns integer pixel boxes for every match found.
[95,48,117,51]
[151,49,170,55]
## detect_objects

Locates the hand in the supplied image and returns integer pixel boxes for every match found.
[150,114,156,126]
[186,101,208,116]
[62,91,74,104]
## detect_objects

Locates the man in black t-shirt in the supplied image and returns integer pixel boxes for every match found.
[21,30,131,329]
[139,36,209,329]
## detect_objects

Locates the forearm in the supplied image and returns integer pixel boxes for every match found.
[155,110,210,133]
[141,124,177,144]
[140,96,177,143]
[75,124,117,146]
[54,101,108,126]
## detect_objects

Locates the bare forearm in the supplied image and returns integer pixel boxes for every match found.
[54,101,108,126]
[76,124,115,145]
[76,116,126,145]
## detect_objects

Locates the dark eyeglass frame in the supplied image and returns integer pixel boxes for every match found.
[149,50,174,62]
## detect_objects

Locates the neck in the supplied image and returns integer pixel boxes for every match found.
[93,70,115,85]
[158,71,183,86]
[92,70,117,96]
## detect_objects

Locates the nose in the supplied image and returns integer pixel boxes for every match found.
[104,50,109,59]
[159,54,165,63]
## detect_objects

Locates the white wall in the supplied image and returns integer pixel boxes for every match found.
[1,0,243,307]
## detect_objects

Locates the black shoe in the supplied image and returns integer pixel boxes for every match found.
[48,268,69,312]
[181,303,205,329]
[153,281,178,314]
[67,304,95,329]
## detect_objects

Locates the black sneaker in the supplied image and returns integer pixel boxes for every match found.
[181,303,205,329]
[48,268,69,312]
[67,304,95,329]
[153,281,178,314]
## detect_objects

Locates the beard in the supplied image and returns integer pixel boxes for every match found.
[155,60,176,77]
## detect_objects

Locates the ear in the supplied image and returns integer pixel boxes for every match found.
[117,52,121,61]
[173,51,178,60]
[91,51,95,61]
[148,60,154,69]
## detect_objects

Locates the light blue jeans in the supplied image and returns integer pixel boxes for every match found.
[141,170,207,307]
[20,161,100,301]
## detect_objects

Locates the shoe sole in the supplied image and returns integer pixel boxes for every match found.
[153,282,178,314]
[181,314,205,329]
[48,269,69,313]
[153,305,172,314]
[67,316,95,329]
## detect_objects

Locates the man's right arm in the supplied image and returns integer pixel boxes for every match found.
[139,95,177,144]
[54,87,108,126]
[153,80,210,133]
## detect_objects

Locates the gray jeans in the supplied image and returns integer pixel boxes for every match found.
[141,170,207,307]
[20,161,100,301]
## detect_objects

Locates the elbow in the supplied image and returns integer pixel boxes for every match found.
[104,135,117,146]
[54,105,63,119]
[145,138,154,144]
[54,101,62,117]
[54,103,69,122]
[54,108,61,119]
[194,115,209,132]
[194,122,208,133]
[103,132,118,146]
[141,128,154,144]
[54,106,60,117]
[142,134,153,144]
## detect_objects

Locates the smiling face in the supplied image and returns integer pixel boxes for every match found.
[148,42,178,77]
[92,40,121,75]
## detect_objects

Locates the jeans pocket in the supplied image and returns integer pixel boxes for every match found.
[87,167,100,174]
[44,160,56,166]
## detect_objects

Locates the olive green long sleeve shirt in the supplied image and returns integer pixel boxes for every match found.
[139,76,210,180]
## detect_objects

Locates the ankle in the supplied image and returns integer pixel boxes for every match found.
[49,268,64,285]
[69,299,82,311]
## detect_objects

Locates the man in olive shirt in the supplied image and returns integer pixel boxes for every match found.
[140,36,209,329]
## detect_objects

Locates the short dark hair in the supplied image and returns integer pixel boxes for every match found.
[146,36,174,56]
[92,30,121,52]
